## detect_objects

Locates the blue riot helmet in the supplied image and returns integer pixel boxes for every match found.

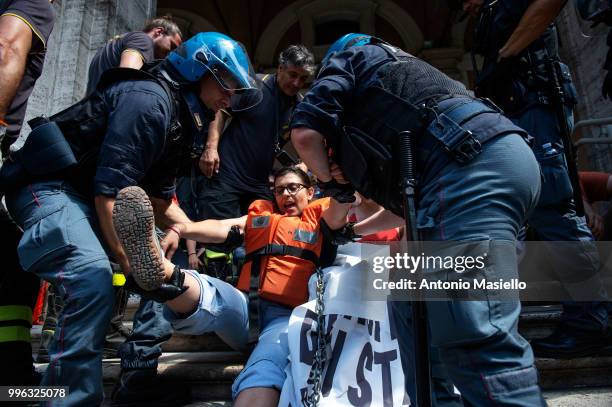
[321,33,374,66]
[167,32,262,111]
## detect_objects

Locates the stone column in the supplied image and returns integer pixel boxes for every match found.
[16,0,156,145]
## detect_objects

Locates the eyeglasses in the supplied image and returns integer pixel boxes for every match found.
[273,183,306,196]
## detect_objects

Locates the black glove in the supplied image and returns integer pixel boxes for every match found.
[320,219,362,246]
[320,179,356,203]
[222,225,244,251]
[125,266,188,303]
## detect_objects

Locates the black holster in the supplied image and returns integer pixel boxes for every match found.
[0,118,77,196]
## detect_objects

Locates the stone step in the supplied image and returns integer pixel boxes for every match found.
[100,352,247,383]
[101,383,233,404]
[96,388,612,407]
[34,349,612,389]
[30,324,235,355]
[537,356,612,389]
[31,304,612,401]
[96,387,612,406]
[27,304,585,361]
[33,304,563,353]
[38,352,246,403]
[33,348,612,404]
[519,304,563,339]
[544,387,612,407]
[124,296,141,321]
[521,277,612,303]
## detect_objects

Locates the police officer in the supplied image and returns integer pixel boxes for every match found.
[291,34,544,406]
[196,44,315,278]
[465,0,611,358]
[0,32,261,406]
[0,0,55,386]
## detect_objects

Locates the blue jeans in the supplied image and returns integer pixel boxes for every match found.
[118,229,183,370]
[512,103,608,330]
[394,134,545,406]
[164,271,291,399]
[6,181,114,406]
[118,299,172,370]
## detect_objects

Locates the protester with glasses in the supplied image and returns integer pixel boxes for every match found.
[111,166,352,407]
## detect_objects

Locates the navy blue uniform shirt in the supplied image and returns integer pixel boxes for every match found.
[94,79,177,200]
[290,45,393,145]
[217,73,297,193]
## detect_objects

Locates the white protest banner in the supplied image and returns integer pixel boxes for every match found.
[279,243,410,406]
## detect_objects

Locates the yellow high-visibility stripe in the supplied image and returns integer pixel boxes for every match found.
[112,273,126,287]
[0,305,32,324]
[0,326,31,343]
[121,48,146,62]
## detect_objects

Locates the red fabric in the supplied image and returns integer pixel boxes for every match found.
[580,172,611,204]
[32,281,48,326]
[349,214,400,242]
[360,228,400,242]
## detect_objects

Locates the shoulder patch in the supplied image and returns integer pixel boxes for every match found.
[251,215,271,229]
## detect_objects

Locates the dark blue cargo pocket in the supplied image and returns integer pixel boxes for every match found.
[538,152,573,206]
[427,240,518,347]
[484,366,540,400]
[18,206,76,272]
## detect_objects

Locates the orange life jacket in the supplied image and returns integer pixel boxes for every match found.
[237,197,330,307]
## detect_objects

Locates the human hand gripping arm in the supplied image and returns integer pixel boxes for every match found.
[498,0,567,58]
[186,239,202,270]
[150,197,193,259]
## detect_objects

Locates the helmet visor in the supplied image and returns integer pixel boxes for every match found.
[202,41,263,111]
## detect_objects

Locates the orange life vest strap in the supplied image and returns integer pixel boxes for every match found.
[244,243,319,345]
[244,244,319,272]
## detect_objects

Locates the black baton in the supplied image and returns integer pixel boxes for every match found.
[398,130,432,407]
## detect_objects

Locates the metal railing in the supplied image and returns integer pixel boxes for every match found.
[573,117,612,149]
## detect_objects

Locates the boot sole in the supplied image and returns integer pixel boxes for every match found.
[113,186,165,291]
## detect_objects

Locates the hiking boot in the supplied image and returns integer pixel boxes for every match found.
[113,186,166,291]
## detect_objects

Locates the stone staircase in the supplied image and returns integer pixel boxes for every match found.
[31,302,612,406]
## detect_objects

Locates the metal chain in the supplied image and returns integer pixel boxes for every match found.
[305,266,327,407]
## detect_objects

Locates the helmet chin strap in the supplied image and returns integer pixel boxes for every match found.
[159,67,180,88]
[180,89,211,132]
[156,63,214,130]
